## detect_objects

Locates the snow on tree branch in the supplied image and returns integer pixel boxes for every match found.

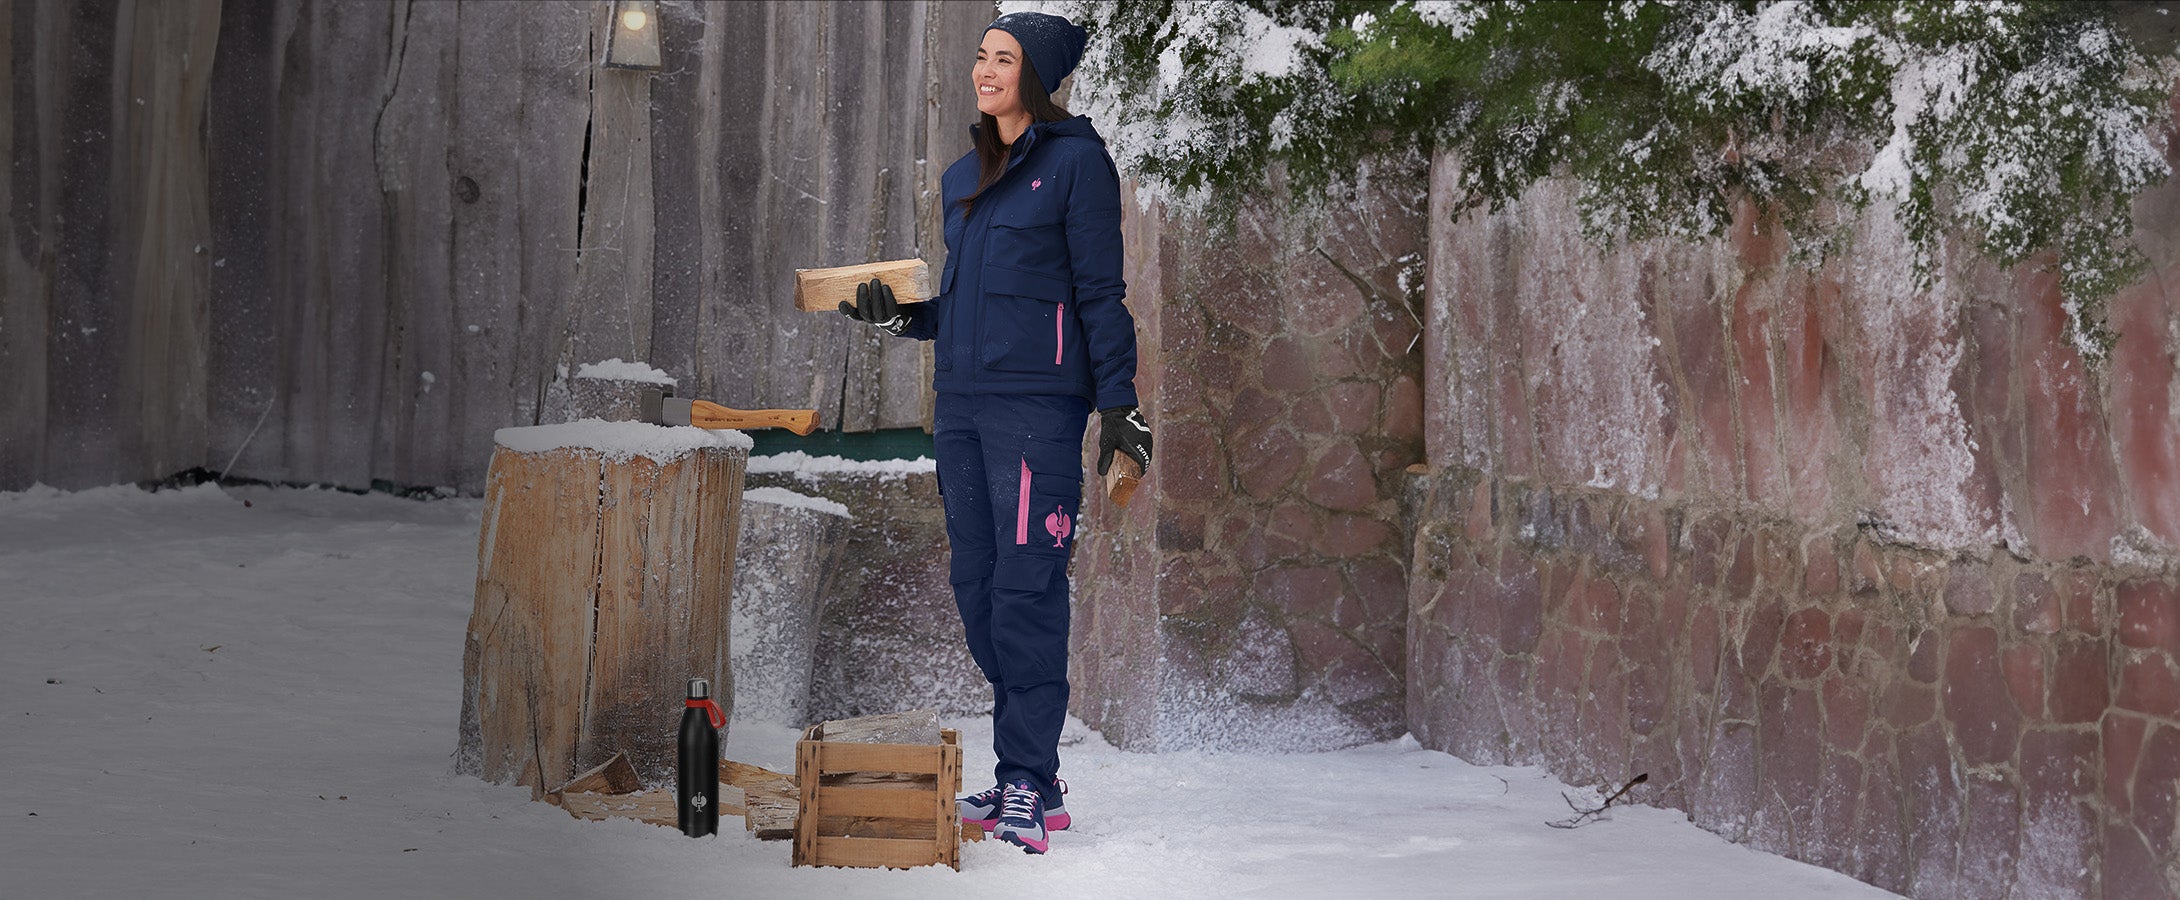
[1016,0,2176,363]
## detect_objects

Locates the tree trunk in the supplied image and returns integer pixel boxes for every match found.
[456,424,747,789]
[731,489,852,726]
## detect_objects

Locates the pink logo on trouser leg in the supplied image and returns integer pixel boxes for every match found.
[1046,507,1072,547]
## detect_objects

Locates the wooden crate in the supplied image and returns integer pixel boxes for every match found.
[791,725,963,870]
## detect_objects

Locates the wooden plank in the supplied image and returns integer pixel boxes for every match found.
[814,785,939,821]
[793,259,933,312]
[811,837,942,870]
[300,0,394,488]
[822,0,883,435]
[832,771,934,788]
[793,739,821,865]
[117,0,222,482]
[940,739,961,870]
[505,2,589,432]
[563,0,655,372]
[372,0,459,490]
[818,817,938,840]
[33,0,126,488]
[870,0,930,432]
[201,0,279,489]
[0,0,47,490]
[816,742,945,776]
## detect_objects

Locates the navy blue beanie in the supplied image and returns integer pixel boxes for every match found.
[987,11,1088,95]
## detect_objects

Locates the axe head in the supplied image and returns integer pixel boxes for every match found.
[638,387,693,427]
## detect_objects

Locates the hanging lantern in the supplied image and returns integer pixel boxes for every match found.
[603,0,662,71]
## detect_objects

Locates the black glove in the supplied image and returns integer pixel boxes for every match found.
[1097,405,1153,476]
[839,277,910,336]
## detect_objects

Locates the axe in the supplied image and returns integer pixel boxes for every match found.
[639,387,819,436]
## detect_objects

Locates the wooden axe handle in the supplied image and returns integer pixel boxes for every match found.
[687,401,818,436]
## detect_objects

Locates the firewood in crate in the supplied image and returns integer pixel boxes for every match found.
[792,725,965,870]
[814,709,941,745]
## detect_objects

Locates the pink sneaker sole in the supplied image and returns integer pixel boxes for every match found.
[966,810,1069,831]
[998,829,1050,854]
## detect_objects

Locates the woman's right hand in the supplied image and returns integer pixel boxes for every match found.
[840,277,910,336]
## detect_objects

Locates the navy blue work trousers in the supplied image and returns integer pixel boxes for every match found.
[935,391,1088,807]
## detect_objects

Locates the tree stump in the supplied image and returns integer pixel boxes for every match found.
[731,487,852,726]
[456,421,751,791]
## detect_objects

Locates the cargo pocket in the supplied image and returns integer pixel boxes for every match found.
[1013,434,1083,554]
[980,266,1075,375]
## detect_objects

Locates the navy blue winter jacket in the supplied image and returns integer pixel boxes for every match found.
[899,116,1139,410]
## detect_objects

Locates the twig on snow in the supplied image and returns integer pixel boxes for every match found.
[1546,772,1648,829]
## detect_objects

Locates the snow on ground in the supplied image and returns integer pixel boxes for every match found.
[0,484,1894,898]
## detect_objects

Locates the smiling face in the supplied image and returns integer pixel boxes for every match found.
[974,29,1027,121]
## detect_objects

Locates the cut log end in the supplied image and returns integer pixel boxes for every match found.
[1105,454,1143,508]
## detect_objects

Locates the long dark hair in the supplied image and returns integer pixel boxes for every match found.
[960,55,1072,213]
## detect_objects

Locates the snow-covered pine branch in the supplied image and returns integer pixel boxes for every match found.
[1032,0,2176,363]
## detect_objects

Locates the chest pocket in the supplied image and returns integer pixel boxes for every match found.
[984,187,1069,277]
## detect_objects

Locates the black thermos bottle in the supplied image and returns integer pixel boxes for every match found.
[677,677,721,837]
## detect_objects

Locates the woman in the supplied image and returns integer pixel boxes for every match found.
[839,10,1151,856]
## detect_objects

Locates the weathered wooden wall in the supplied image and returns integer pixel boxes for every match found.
[1,0,994,493]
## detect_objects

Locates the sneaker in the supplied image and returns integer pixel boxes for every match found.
[961,778,1069,831]
[990,780,1050,854]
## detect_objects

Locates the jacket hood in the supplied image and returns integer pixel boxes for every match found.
[970,114,1104,147]
[1035,115,1102,143]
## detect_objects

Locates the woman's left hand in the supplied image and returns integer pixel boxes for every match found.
[1097,406,1153,475]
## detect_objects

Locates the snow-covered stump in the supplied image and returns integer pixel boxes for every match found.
[557,358,678,424]
[743,454,988,721]
[731,488,852,727]
[456,422,751,792]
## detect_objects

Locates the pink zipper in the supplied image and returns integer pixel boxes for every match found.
[1055,304,1065,366]
[1016,459,1032,545]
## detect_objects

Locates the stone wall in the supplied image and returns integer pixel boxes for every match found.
[1070,166,1430,751]
[1408,144,2180,897]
